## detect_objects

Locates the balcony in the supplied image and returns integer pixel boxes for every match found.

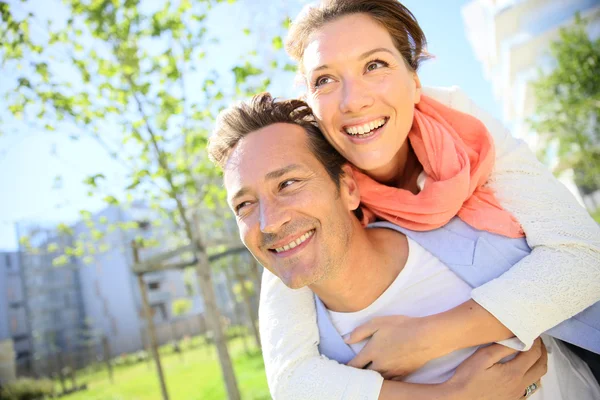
[147,290,170,305]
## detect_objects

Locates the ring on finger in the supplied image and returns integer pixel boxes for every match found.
[523,382,539,398]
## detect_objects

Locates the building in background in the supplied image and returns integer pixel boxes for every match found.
[462,0,600,208]
[70,201,212,356]
[11,222,85,376]
[0,252,28,383]
[2,201,244,379]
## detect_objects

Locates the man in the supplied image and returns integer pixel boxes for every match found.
[208,93,598,399]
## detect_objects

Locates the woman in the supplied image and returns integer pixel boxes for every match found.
[258,1,600,399]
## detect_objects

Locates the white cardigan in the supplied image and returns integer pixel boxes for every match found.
[258,86,600,400]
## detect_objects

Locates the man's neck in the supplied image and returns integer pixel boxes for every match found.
[310,225,409,313]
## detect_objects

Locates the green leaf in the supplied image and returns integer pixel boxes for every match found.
[103,195,119,205]
[272,36,283,51]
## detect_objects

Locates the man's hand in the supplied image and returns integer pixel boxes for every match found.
[346,315,444,379]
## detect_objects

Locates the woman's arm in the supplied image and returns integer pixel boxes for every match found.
[259,270,383,399]
[261,269,549,400]
[434,86,600,348]
[333,87,600,378]
[381,339,547,400]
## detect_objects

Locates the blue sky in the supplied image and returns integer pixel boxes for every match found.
[0,0,501,250]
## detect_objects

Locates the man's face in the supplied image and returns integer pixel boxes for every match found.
[224,123,360,289]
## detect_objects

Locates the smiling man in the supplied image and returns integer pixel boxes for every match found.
[207,93,599,400]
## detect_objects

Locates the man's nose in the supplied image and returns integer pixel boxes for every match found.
[339,79,373,114]
[259,199,291,234]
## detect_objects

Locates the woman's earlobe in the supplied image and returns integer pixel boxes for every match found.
[413,74,422,104]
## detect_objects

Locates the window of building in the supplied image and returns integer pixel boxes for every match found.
[137,220,151,231]
[5,253,11,268]
[148,281,160,290]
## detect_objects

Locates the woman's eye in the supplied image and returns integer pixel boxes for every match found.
[314,76,333,88]
[366,60,388,72]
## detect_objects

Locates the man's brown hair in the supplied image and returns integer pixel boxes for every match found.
[208,92,347,188]
[285,0,431,73]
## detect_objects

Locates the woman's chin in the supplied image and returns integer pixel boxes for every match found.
[350,157,394,175]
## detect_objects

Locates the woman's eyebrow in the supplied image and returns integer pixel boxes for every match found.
[310,47,395,73]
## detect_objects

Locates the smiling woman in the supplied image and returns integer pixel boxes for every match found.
[251,0,600,399]
[300,14,422,184]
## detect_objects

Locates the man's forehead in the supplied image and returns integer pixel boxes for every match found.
[223,123,315,192]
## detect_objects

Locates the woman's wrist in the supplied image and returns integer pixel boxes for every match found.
[422,299,515,355]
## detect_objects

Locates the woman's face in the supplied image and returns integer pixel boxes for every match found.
[302,13,421,176]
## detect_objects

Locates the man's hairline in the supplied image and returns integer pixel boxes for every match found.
[221,120,348,200]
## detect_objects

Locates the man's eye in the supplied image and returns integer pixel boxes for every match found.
[235,201,251,213]
[279,179,298,190]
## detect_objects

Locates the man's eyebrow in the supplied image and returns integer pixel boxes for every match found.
[230,187,250,204]
[265,164,303,181]
[311,48,395,72]
[229,164,304,203]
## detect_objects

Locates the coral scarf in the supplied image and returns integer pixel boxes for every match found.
[354,94,524,238]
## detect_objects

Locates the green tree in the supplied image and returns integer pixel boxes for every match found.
[1,1,293,398]
[530,13,600,212]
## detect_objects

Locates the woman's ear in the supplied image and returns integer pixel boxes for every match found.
[413,72,422,104]
[340,164,361,212]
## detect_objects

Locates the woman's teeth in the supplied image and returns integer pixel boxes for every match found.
[344,118,386,135]
[274,230,315,253]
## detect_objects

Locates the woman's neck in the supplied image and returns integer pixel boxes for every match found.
[365,142,422,193]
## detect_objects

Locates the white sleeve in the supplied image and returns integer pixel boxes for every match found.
[427,86,600,350]
[261,86,600,399]
[260,270,384,399]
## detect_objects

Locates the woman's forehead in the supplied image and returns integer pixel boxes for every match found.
[302,13,398,72]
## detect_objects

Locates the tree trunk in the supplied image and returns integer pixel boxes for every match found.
[194,249,241,400]
[223,268,250,355]
[249,256,262,295]
[231,257,261,349]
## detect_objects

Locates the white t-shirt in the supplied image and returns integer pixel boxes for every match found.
[327,237,600,399]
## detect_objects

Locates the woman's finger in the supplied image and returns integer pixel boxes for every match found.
[344,319,379,344]
[347,340,376,369]
[522,340,548,387]
[509,338,544,376]
[468,343,519,370]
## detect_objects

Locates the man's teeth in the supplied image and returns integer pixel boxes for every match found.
[345,118,386,135]
[274,230,314,253]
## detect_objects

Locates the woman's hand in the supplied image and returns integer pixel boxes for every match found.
[378,339,547,400]
[346,315,447,379]
[446,338,547,400]
[346,300,516,379]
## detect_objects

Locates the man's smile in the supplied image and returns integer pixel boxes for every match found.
[268,229,316,257]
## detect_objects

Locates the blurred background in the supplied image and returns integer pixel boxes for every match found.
[0,0,598,399]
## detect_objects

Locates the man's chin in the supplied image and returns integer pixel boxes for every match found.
[279,271,316,290]
[279,275,308,290]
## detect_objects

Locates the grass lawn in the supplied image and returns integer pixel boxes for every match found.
[59,337,270,400]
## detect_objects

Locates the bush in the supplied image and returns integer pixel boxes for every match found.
[0,378,55,400]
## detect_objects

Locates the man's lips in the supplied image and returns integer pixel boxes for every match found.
[267,229,315,256]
